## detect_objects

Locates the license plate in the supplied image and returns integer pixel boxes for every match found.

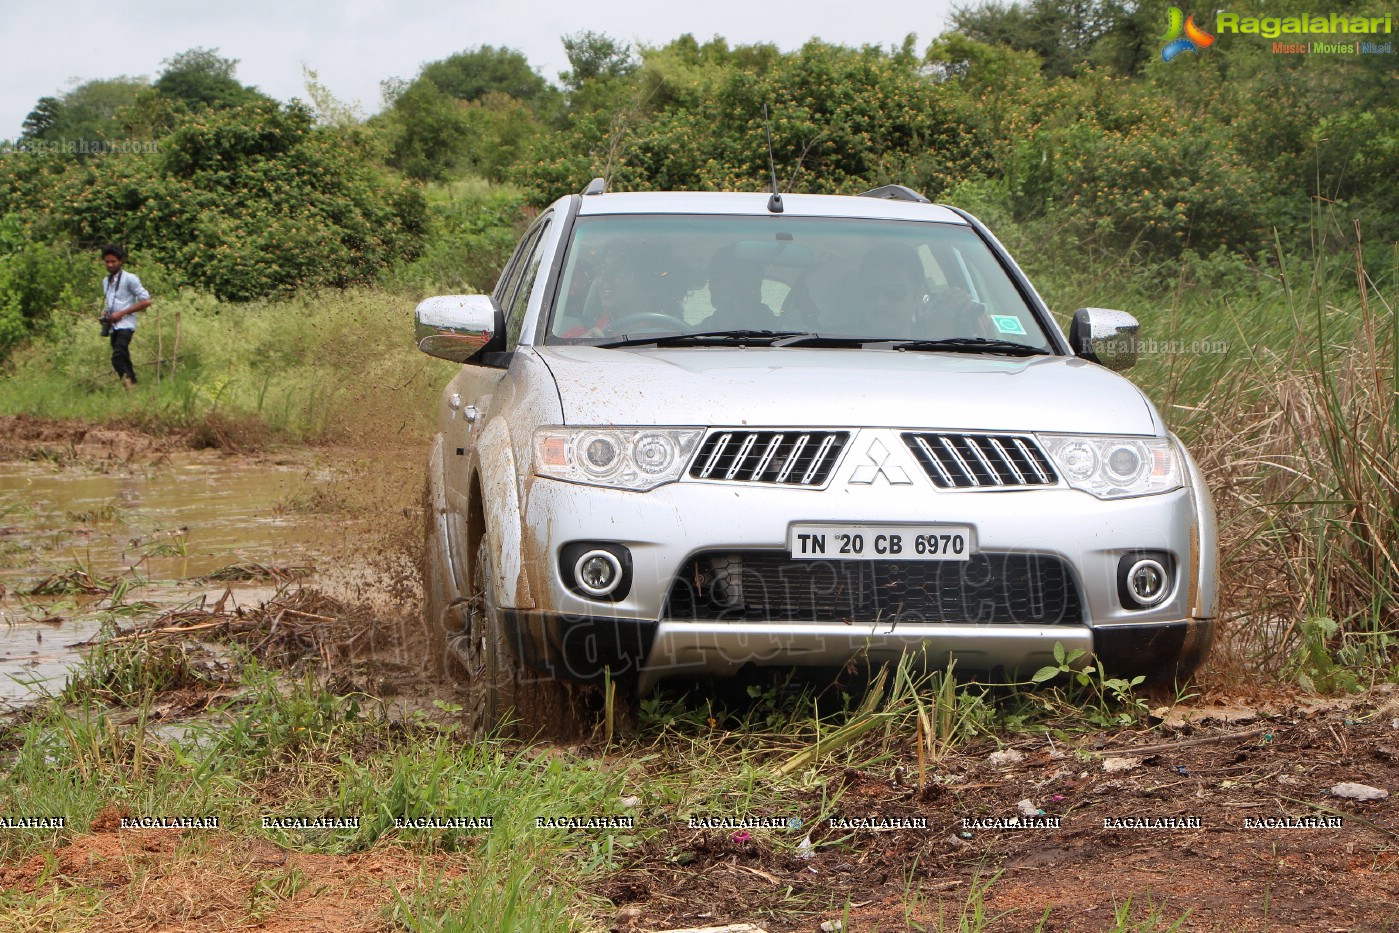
[788,523,974,561]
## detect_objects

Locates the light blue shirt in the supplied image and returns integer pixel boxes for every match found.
[102,270,150,332]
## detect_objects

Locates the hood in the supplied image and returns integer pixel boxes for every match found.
[535,346,1163,435]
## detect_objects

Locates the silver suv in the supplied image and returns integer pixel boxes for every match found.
[417,182,1217,733]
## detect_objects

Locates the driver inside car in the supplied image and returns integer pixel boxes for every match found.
[857,243,992,341]
[565,242,690,338]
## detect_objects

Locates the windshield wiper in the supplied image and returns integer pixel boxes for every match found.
[889,337,1052,357]
[596,329,809,349]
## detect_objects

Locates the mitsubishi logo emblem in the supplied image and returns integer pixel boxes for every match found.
[848,439,913,485]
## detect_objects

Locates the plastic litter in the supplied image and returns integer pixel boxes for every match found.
[1016,799,1043,817]
[731,830,752,844]
[988,748,1024,767]
[1103,756,1143,773]
[796,834,815,859]
[820,921,844,932]
[1329,782,1389,801]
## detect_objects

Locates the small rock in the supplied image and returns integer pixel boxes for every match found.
[988,748,1024,768]
[1151,706,1188,730]
[1329,782,1389,801]
[1103,756,1143,773]
[1187,705,1258,725]
[821,922,844,933]
[947,834,966,848]
[1016,799,1042,817]
[796,834,815,859]
[619,795,640,808]
[1277,774,1303,786]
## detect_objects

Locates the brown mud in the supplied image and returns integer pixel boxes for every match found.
[1,416,1395,932]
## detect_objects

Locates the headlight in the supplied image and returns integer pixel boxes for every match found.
[1037,434,1181,499]
[534,428,703,491]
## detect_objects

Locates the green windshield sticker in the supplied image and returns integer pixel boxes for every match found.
[991,315,1027,335]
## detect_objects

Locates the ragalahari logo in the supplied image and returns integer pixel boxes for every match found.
[1162,7,1216,61]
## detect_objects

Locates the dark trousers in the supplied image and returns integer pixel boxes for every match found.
[109,329,137,383]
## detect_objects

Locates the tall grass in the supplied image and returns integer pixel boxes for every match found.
[977,186,1399,682]
[1189,231,1398,681]
[0,285,452,444]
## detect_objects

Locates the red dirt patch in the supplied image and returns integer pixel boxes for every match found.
[2,818,466,933]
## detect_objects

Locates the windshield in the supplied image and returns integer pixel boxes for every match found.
[545,214,1051,349]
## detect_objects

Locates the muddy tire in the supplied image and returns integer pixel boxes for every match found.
[470,539,588,740]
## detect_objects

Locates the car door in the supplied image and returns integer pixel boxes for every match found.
[443,213,553,513]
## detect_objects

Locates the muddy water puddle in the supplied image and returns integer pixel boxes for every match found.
[0,451,386,704]
[0,452,336,586]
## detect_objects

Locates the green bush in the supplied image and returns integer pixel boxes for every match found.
[0,100,427,302]
[0,214,89,359]
[513,39,989,204]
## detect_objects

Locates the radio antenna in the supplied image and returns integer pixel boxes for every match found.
[763,104,783,214]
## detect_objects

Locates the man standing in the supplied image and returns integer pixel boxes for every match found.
[99,245,151,388]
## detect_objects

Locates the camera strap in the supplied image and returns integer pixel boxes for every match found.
[105,271,123,310]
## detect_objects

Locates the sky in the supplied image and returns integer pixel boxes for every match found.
[2,0,960,138]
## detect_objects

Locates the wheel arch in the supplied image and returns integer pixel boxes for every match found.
[474,417,535,610]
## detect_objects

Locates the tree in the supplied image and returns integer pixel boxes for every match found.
[20,97,61,141]
[18,79,149,148]
[949,0,1133,76]
[154,47,265,108]
[382,79,473,180]
[419,46,550,103]
[560,31,637,90]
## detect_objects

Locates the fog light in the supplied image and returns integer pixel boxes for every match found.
[574,549,623,598]
[1126,558,1168,606]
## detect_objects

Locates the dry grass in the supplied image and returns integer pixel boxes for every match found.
[1191,235,1397,679]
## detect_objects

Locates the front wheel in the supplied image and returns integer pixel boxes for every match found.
[467,539,589,740]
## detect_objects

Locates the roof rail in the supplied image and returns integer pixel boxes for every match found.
[859,184,930,204]
[581,177,607,196]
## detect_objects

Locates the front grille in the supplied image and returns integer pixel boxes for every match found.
[688,431,849,487]
[663,551,1083,625]
[902,432,1057,489]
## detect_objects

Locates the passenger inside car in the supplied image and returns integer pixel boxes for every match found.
[694,244,778,331]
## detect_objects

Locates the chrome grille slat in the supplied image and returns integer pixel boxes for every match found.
[725,434,759,480]
[1013,437,1053,483]
[964,437,1004,486]
[698,433,731,478]
[914,436,955,486]
[987,437,1025,484]
[689,430,848,487]
[751,435,782,480]
[801,435,837,485]
[938,436,980,486]
[775,434,808,483]
[903,432,1059,489]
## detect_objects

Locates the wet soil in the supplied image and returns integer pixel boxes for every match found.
[605,694,1399,932]
[1,417,1395,932]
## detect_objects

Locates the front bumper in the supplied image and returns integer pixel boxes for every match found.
[503,610,1213,693]
[507,442,1214,689]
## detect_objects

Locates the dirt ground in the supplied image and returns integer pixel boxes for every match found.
[1,416,1395,933]
[602,692,1399,932]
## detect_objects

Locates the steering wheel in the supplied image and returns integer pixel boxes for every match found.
[605,312,689,334]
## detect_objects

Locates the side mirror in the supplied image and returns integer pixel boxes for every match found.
[1069,308,1139,372]
[414,295,504,363]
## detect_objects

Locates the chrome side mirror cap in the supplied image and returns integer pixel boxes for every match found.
[1069,307,1139,372]
[414,295,500,363]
